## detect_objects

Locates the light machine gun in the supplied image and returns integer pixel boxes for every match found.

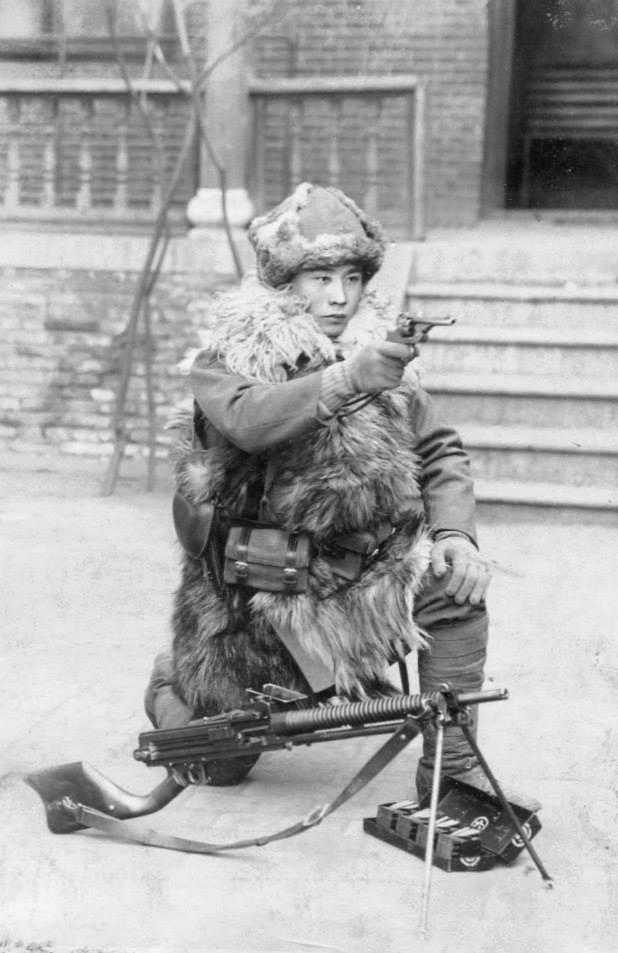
[134,685,504,781]
[26,683,552,936]
[27,685,502,838]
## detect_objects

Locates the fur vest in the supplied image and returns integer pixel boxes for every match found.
[172,281,431,697]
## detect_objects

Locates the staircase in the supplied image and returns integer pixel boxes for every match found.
[402,221,618,522]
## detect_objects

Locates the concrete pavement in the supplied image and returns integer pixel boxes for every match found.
[1,453,617,953]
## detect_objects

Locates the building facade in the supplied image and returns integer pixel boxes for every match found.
[1,0,617,479]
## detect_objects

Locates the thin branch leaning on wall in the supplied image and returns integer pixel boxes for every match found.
[101,0,284,496]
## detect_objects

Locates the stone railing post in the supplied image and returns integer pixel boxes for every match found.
[186,0,254,234]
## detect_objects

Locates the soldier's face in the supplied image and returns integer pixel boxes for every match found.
[290,263,364,339]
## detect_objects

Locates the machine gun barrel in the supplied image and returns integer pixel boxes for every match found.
[271,688,506,735]
[133,688,508,768]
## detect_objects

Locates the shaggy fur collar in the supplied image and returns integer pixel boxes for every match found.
[180,274,409,382]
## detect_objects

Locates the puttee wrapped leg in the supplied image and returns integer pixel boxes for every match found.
[413,571,489,799]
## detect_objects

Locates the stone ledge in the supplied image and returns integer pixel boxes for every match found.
[476,478,617,510]
[426,371,618,398]
[408,281,618,301]
[0,226,256,275]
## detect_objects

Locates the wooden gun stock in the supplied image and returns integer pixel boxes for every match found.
[25,761,184,833]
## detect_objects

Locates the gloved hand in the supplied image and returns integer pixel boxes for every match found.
[431,536,492,606]
[345,341,416,393]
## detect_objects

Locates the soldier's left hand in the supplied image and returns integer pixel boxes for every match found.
[431,536,492,605]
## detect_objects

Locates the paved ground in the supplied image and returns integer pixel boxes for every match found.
[1,453,617,953]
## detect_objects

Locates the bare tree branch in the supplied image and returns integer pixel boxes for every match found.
[102,0,281,492]
[194,0,286,93]
[142,294,157,492]
[145,31,188,92]
[101,112,198,496]
[104,0,164,151]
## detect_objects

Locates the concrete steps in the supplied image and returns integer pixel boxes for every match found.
[422,326,618,377]
[404,264,618,517]
[474,480,617,524]
[425,372,618,428]
[406,282,618,330]
[410,221,618,286]
[459,425,618,486]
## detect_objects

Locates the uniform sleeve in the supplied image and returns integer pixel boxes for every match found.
[191,349,338,453]
[410,386,478,542]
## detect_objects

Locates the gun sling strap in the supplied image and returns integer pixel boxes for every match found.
[60,716,422,855]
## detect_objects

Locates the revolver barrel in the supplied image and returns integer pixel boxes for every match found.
[386,314,456,345]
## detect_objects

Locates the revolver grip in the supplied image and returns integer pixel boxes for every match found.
[385,329,411,346]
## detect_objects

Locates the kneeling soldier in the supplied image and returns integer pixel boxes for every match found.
[146,182,491,796]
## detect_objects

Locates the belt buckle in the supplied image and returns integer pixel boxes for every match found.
[364,545,382,568]
[234,559,249,581]
[283,566,298,588]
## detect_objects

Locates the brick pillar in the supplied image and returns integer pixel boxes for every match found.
[186,0,254,231]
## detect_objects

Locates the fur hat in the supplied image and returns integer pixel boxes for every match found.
[248,182,386,287]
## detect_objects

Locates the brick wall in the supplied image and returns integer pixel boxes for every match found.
[252,0,489,228]
[0,231,249,458]
[0,0,490,461]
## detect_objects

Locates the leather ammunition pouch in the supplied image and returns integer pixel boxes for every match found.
[172,492,216,560]
[173,481,394,593]
[223,523,311,593]
[322,523,394,582]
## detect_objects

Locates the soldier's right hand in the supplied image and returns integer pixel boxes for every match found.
[346,341,415,393]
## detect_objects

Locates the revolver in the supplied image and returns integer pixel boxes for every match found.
[386,314,456,346]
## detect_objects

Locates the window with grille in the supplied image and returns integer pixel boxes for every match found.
[0,1,198,223]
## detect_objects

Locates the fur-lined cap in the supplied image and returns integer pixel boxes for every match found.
[248,182,386,287]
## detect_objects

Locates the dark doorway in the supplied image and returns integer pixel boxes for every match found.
[506,0,618,210]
